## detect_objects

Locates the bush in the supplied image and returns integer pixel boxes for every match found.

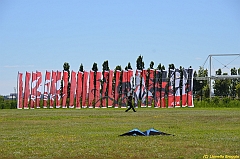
[229,100,240,108]
[194,97,240,108]
[222,97,230,105]
[0,100,17,109]
[11,101,17,109]
[5,101,11,109]
[205,98,211,103]
[211,96,220,107]
[0,103,4,109]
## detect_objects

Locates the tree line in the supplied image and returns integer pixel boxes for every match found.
[194,66,240,100]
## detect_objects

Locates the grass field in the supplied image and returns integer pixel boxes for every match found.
[0,108,239,159]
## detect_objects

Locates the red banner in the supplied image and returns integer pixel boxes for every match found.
[128,69,133,92]
[108,70,114,107]
[154,70,161,107]
[17,72,23,109]
[82,71,88,108]
[30,72,37,109]
[43,71,51,108]
[76,71,83,109]
[50,71,56,108]
[187,68,194,107]
[36,71,42,108]
[102,71,109,108]
[88,71,95,107]
[168,69,175,108]
[95,71,101,108]
[141,69,147,107]
[62,71,68,108]
[24,71,31,109]
[147,69,154,107]
[69,71,76,108]
[56,71,62,108]
[16,68,195,109]
[175,69,181,107]
[127,69,134,105]
[114,70,121,108]
[161,70,167,108]
[182,69,187,107]
[121,70,128,108]
[134,69,142,107]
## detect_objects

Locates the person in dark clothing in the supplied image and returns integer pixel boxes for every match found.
[125,93,136,112]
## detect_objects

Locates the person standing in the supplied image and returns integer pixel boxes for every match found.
[125,92,136,112]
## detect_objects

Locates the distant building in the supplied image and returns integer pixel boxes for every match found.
[4,93,17,100]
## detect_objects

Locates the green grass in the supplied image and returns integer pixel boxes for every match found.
[0,108,239,159]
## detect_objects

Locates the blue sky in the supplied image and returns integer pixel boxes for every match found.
[0,0,240,95]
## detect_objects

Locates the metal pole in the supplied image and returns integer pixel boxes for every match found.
[209,53,240,56]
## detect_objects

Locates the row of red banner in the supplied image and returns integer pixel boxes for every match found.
[17,68,194,109]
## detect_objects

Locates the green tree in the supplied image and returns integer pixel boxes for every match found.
[102,60,110,100]
[92,62,98,72]
[115,65,122,72]
[0,95,4,102]
[125,62,132,71]
[230,67,238,98]
[79,63,84,72]
[198,66,208,77]
[62,62,71,99]
[156,63,165,71]
[236,83,240,99]
[157,63,162,70]
[0,103,4,109]
[168,64,175,70]
[161,65,165,70]
[63,62,70,81]
[193,70,198,96]
[194,66,208,98]
[127,62,132,70]
[102,60,109,72]
[203,82,210,98]
[150,61,154,69]
[0,96,4,109]
[213,70,230,97]
[215,68,222,75]
[11,101,17,109]
[136,55,144,70]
